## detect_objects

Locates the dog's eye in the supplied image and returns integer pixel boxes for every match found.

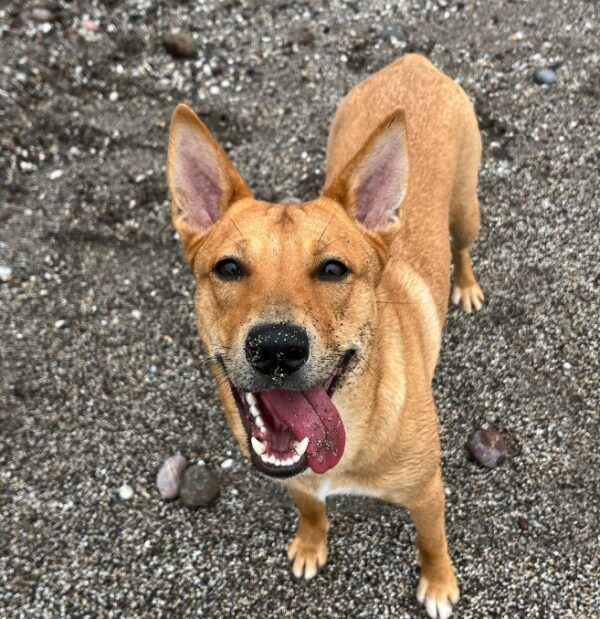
[214,258,244,280]
[317,259,349,281]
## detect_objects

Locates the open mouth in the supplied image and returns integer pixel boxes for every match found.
[229,350,355,479]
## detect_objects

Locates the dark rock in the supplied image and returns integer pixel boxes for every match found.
[9,16,26,30]
[533,68,557,85]
[119,32,145,56]
[518,516,529,531]
[179,464,220,507]
[288,27,315,47]
[467,428,508,468]
[162,32,197,59]
[254,185,275,202]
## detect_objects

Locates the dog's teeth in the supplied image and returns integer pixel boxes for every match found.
[251,437,266,455]
[245,392,257,406]
[255,415,265,428]
[284,457,294,466]
[292,453,300,464]
[249,405,260,418]
[260,452,269,463]
[295,437,309,457]
[274,458,282,466]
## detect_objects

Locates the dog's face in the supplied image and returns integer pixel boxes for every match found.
[167,104,408,479]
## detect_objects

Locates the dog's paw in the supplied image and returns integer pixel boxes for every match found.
[287,533,327,580]
[451,282,484,313]
[416,573,459,619]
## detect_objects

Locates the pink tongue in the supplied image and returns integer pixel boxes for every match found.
[258,387,345,474]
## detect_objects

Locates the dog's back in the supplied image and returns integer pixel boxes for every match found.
[326,54,482,318]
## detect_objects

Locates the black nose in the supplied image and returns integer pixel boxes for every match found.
[245,323,310,376]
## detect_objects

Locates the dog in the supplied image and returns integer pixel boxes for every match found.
[166,54,484,618]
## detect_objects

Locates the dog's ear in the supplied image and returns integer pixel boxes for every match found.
[323,111,408,231]
[167,104,252,257]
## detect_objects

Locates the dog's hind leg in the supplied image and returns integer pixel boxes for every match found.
[449,104,485,313]
[286,485,329,580]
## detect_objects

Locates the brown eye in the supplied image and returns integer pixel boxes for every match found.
[317,259,349,281]
[214,258,244,280]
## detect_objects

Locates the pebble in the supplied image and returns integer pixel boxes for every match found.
[48,169,63,180]
[156,454,188,499]
[281,196,302,204]
[518,516,530,531]
[220,458,234,469]
[467,428,508,468]
[162,32,197,58]
[32,8,54,22]
[131,309,142,320]
[288,26,315,47]
[179,464,220,508]
[0,266,12,282]
[380,27,407,44]
[533,68,557,85]
[118,483,134,500]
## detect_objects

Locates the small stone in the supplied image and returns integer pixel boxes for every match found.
[221,458,234,469]
[10,16,26,31]
[118,483,134,500]
[533,68,557,85]
[162,32,197,58]
[179,464,220,508]
[280,196,302,205]
[467,428,508,468]
[156,454,188,499]
[288,26,314,47]
[131,309,142,320]
[562,361,571,370]
[32,8,54,22]
[54,319,66,329]
[254,186,275,202]
[518,516,529,531]
[48,169,63,180]
[380,27,407,44]
[81,17,100,33]
[109,91,119,102]
[0,266,13,282]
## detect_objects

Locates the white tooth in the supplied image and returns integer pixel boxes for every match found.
[284,458,294,466]
[245,392,257,406]
[268,455,276,465]
[275,458,283,467]
[292,453,300,464]
[251,437,266,455]
[249,405,260,418]
[295,437,309,457]
[255,415,265,428]
[260,453,269,463]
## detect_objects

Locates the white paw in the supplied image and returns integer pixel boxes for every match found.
[451,282,484,313]
[288,537,327,581]
[416,575,459,618]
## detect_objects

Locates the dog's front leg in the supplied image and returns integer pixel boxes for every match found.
[286,484,329,580]
[405,471,459,618]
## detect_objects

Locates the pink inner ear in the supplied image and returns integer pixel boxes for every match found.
[354,128,407,229]
[174,132,223,230]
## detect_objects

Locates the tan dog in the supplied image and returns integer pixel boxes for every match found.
[166,54,484,618]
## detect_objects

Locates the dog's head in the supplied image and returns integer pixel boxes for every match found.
[167,104,408,479]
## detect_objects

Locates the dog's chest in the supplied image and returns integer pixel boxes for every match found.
[315,479,382,502]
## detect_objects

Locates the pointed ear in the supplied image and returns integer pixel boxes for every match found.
[167,104,252,256]
[323,111,409,231]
